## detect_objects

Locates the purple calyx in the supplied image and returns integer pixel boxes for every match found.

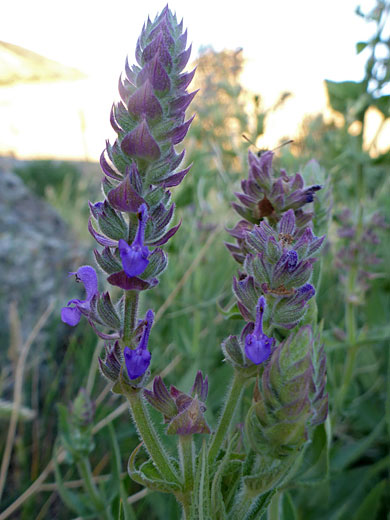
[244,296,275,365]
[118,203,150,277]
[61,266,98,326]
[124,309,154,380]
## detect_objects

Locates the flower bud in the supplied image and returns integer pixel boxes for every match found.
[245,326,328,459]
[144,371,210,435]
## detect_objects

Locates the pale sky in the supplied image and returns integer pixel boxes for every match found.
[0,0,383,159]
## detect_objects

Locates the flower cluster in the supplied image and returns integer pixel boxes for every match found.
[226,150,322,263]
[232,209,324,332]
[61,6,196,384]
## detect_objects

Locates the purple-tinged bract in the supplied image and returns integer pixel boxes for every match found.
[144,371,210,435]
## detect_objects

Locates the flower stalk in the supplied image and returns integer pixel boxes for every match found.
[123,386,180,485]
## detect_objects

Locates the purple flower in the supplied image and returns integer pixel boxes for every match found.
[118,204,150,277]
[244,296,275,364]
[124,309,154,380]
[61,266,98,326]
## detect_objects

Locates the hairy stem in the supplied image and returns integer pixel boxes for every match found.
[125,389,180,484]
[179,435,194,492]
[208,372,246,465]
[123,290,139,345]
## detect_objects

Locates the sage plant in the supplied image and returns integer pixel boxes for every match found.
[60,6,330,519]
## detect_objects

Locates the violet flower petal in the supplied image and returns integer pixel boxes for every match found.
[244,296,275,365]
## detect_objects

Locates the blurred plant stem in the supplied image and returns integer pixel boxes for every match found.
[208,372,247,464]
[77,457,112,519]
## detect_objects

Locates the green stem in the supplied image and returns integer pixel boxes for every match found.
[268,492,281,520]
[123,290,139,345]
[337,268,358,410]
[179,435,194,492]
[125,389,180,484]
[180,497,191,520]
[208,371,246,465]
[77,457,111,519]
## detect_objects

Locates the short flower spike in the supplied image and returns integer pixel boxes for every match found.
[61,266,98,326]
[244,296,275,364]
[118,204,150,277]
[124,309,154,380]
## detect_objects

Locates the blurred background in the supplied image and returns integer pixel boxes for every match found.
[0,1,389,519]
[1,0,389,159]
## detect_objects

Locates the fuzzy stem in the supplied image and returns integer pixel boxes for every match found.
[208,371,246,465]
[77,457,112,519]
[179,435,194,492]
[123,290,139,345]
[125,389,180,484]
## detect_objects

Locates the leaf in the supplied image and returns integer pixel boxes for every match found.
[108,423,136,520]
[353,480,386,520]
[243,490,276,520]
[118,500,125,520]
[293,422,330,484]
[217,299,242,320]
[325,80,367,118]
[372,95,390,118]
[210,434,239,518]
[331,419,384,472]
[53,445,92,516]
[281,491,298,520]
[356,41,368,54]
[127,443,181,494]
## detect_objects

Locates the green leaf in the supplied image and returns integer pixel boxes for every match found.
[217,299,242,320]
[356,41,368,54]
[372,95,390,118]
[108,423,136,520]
[354,480,386,520]
[325,80,367,118]
[118,500,125,520]
[243,490,275,520]
[127,443,181,494]
[331,419,384,472]
[210,434,239,518]
[53,445,92,516]
[293,422,330,484]
[281,492,298,520]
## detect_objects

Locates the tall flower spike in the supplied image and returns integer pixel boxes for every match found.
[61,266,98,326]
[244,296,275,364]
[124,309,154,380]
[118,204,150,277]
